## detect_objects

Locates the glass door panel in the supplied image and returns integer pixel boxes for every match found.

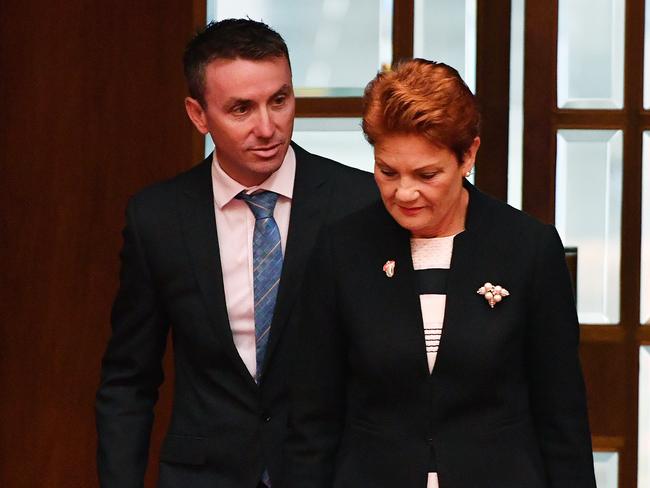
[413,0,477,92]
[557,0,625,108]
[555,130,622,324]
[207,0,393,97]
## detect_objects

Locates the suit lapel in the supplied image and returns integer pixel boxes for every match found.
[178,158,256,387]
[262,145,328,371]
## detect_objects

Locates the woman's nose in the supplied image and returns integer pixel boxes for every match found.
[395,183,419,202]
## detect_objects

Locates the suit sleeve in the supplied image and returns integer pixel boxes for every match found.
[526,224,596,488]
[283,228,347,488]
[95,197,169,488]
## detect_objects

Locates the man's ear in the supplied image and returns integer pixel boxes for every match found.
[185,97,209,135]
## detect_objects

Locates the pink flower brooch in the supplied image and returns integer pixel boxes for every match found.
[477,282,509,308]
[383,260,396,278]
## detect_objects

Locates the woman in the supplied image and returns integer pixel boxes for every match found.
[284,59,596,488]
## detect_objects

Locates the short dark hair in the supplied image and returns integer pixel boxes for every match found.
[183,18,291,107]
[362,59,480,164]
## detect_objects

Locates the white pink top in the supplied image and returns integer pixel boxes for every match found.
[211,147,296,378]
[410,234,455,488]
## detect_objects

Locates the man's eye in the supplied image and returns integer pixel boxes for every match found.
[232,105,249,115]
[273,95,287,105]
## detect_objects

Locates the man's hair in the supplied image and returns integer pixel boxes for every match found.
[362,59,480,164]
[183,18,290,107]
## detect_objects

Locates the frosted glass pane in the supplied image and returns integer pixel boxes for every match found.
[642,133,650,324]
[593,452,618,488]
[507,0,525,210]
[645,3,650,109]
[207,0,393,97]
[293,118,373,173]
[204,119,373,171]
[557,0,625,108]
[555,130,622,324]
[413,0,477,92]
[640,347,650,488]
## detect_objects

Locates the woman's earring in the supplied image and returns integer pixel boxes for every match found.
[465,170,472,177]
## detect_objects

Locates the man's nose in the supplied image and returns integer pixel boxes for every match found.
[254,108,275,139]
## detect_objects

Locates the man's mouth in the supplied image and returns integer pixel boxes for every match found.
[249,142,283,158]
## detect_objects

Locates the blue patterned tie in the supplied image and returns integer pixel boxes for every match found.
[236,190,283,383]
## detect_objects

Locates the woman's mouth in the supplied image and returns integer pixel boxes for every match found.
[397,205,424,216]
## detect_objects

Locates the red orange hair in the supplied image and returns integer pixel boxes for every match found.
[362,59,480,164]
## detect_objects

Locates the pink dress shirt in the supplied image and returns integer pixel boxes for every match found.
[211,147,296,378]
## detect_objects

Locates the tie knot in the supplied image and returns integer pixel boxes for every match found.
[236,190,279,220]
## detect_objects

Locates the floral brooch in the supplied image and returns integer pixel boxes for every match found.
[477,282,509,308]
[383,260,396,278]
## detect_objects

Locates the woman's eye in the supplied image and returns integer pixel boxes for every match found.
[380,169,396,177]
[419,173,436,180]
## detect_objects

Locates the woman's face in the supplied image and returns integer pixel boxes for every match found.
[373,133,480,238]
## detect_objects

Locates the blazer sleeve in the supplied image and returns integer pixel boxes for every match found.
[526,224,596,488]
[283,228,347,488]
[95,197,169,488]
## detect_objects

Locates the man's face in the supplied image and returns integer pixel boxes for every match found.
[185,56,295,186]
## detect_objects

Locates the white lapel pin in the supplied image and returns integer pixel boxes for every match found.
[383,260,396,278]
[477,282,509,308]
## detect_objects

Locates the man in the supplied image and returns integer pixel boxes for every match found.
[96,19,377,488]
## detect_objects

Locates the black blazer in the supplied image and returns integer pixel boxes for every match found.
[285,181,596,488]
[95,142,378,488]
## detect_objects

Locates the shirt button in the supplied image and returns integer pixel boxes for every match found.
[264,415,272,422]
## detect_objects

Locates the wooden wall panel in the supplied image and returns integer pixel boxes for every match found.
[0,1,203,486]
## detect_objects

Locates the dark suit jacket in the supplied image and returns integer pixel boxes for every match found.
[285,181,596,488]
[95,142,378,488]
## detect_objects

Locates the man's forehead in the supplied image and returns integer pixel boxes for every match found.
[203,57,292,99]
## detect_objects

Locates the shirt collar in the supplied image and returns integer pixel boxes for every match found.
[211,145,296,209]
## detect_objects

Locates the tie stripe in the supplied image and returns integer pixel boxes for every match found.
[236,190,283,384]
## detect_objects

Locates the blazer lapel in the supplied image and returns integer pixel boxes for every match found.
[431,182,495,392]
[261,145,328,371]
[366,203,431,378]
[178,158,256,387]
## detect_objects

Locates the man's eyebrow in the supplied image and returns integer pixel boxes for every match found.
[271,84,292,96]
[222,85,292,109]
[223,97,251,110]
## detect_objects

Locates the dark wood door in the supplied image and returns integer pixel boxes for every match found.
[523,1,647,487]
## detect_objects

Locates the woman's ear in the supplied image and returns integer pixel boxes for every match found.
[462,137,481,174]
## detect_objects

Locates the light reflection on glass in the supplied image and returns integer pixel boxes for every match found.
[555,130,622,324]
[507,0,525,209]
[413,0,477,92]
[293,117,373,172]
[639,347,650,488]
[593,452,618,488]
[557,0,625,108]
[642,134,650,324]
[207,0,393,96]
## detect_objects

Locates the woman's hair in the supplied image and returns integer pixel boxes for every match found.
[362,58,481,164]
